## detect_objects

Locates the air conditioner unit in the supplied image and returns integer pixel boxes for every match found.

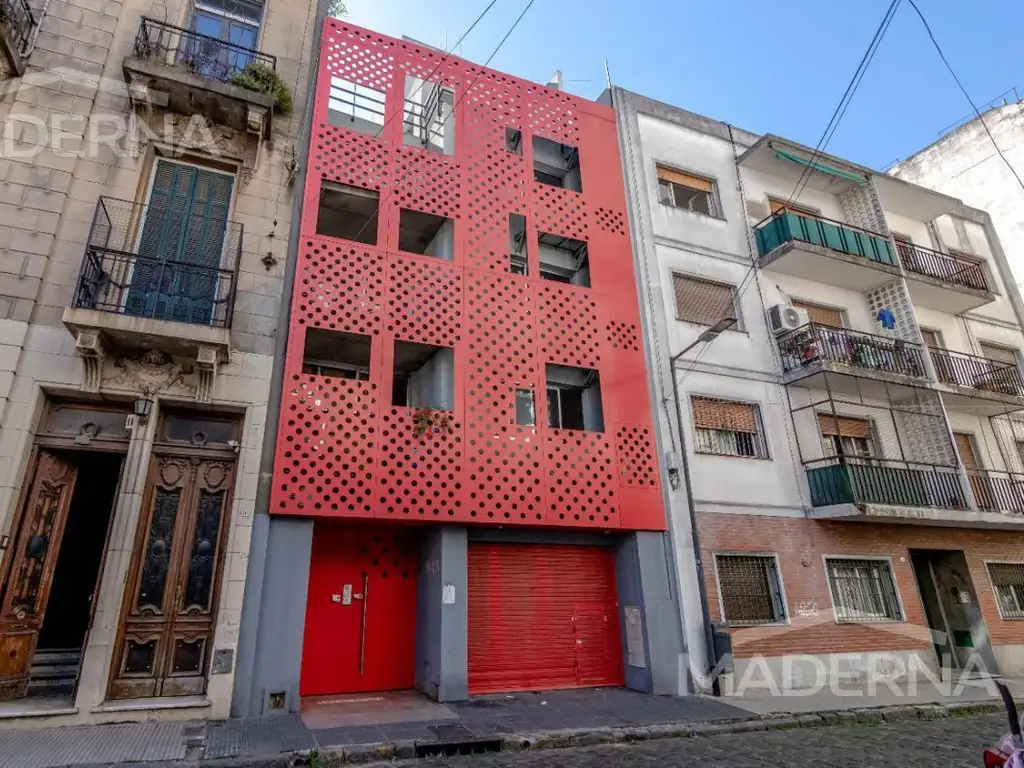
[767,304,809,335]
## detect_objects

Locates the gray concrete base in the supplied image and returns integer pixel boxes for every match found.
[994,644,1024,677]
[414,526,469,702]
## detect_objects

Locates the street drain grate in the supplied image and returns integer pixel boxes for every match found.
[415,724,503,759]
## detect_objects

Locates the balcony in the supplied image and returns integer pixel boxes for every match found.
[779,324,929,391]
[929,347,1024,415]
[804,457,1024,528]
[755,209,901,291]
[898,242,995,313]
[0,0,34,77]
[122,18,277,134]
[63,197,240,381]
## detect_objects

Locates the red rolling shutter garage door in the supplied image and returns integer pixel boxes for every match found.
[467,543,624,694]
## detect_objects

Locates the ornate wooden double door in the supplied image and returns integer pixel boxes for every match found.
[0,451,80,699]
[109,414,238,699]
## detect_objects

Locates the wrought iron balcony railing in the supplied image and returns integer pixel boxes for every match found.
[779,323,929,380]
[73,197,241,329]
[754,209,897,268]
[132,17,276,86]
[967,469,1024,515]
[0,0,36,59]
[896,241,988,292]
[928,346,1024,396]
[806,456,966,510]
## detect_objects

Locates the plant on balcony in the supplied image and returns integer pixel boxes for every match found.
[230,62,293,115]
[412,406,453,438]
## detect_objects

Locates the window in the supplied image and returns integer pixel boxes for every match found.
[546,364,603,432]
[716,554,786,625]
[532,135,582,193]
[656,166,716,217]
[328,76,386,135]
[671,274,737,328]
[954,432,982,470]
[979,342,1020,368]
[403,75,455,155]
[505,128,523,155]
[768,197,820,218]
[919,328,943,349]
[302,328,372,380]
[818,413,874,458]
[515,389,535,426]
[988,563,1024,619]
[316,183,379,245]
[392,341,454,409]
[189,0,263,77]
[538,231,589,287]
[398,209,454,260]
[792,299,844,329]
[691,397,768,458]
[509,214,527,275]
[825,558,902,622]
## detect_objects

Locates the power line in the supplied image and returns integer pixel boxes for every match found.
[904,0,1024,194]
[676,0,900,383]
[350,0,537,243]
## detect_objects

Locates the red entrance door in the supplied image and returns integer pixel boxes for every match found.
[300,524,418,695]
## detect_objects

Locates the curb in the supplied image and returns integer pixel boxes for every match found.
[72,700,1006,768]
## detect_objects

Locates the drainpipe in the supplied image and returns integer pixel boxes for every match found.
[230,0,327,717]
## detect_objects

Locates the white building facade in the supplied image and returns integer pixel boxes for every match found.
[611,88,1024,691]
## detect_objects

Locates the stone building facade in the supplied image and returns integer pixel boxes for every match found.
[0,0,320,725]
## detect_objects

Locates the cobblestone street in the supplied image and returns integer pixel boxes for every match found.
[416,714,1010,768]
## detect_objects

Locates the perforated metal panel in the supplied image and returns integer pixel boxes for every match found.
[271,20,665,531]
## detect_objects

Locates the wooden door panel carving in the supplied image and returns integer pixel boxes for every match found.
[0,451,78,700]
[110,452,235,700]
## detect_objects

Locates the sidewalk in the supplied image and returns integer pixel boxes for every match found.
[0,681,1015,768]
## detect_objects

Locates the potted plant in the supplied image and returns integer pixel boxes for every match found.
[230,62,293,114]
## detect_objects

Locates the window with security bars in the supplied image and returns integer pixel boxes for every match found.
[716,554,786,625]
[691,397,768,459]
[825,558,902,622]
[988,563,1024,619]
[672,274,738,328]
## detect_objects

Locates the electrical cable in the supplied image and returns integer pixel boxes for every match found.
[904,0,1024,194]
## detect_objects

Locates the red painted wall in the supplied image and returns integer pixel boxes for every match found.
[271,21,664,530]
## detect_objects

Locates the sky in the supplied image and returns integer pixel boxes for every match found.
[345,0,1024,171]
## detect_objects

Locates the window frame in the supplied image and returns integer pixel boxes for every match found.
[546,383,585,430]
[978,341,1021,368]
[670,272,742,331]
[690,395,770,460]
[713,552,789,627]
[817,412,877,459]
[301,359,370,381]
[985,560,1024,620]
[767,196,821,218]
[655,164,720,218]
[823,555,905,624]
[791,298,846,329]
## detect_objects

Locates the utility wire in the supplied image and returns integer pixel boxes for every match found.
[349,0,537,243]
[904,0,1024,194]
[676,0,899,383]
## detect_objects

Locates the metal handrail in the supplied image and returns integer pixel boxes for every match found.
[0,0,36,57]
[778,323,928,379]
[133,17,276,86]
[74,196,242,329]
[928,346,1024,395]
[897,241,988,291]
[754,206,889,240]
[805,455,967,510]
[966,469,1024,514]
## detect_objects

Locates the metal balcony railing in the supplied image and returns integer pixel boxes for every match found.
[806,456,966,509]
[754,208,897,267]
[0,0,36,59]
[132,17,276,86]
[73,197,241,328]
[928,346,1024,396]
[778,323,929,380]
[967,470,1024,515]
[896,242,988,292]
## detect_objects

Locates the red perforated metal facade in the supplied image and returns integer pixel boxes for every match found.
[271,20,665,531]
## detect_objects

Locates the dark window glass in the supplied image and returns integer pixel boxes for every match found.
[184,489,224,610]
[515,389,535,426]
[560,388,585,430]
[137,488,180,612]
[163,415,238,445]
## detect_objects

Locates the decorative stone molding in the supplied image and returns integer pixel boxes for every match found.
[195,345,219,404]
[102,348,196,399]
[73,329,108,393]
